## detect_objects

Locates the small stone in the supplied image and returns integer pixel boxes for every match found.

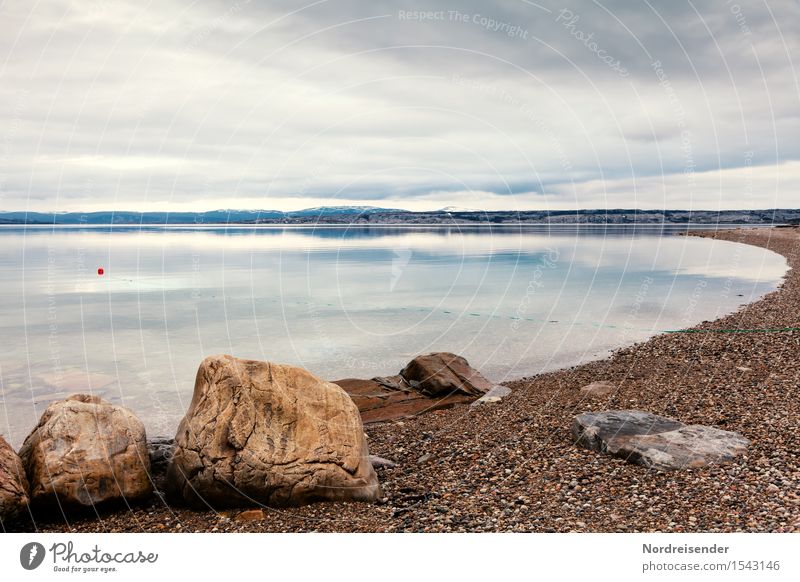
[400,353,493,397]
[369,455,397,470]
[580,381,617,397]
[236,509,265,522]
[471,385,512,407]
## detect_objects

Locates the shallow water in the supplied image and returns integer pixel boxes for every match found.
[0,225,788,445]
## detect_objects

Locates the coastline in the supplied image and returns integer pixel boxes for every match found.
[20,226,800,533]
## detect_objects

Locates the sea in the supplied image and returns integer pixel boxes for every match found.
[0,224,787,445]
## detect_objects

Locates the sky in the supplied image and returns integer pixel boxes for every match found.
[0,0,798,212]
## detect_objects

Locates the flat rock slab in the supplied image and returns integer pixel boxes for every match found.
[335,352,493,423]
[471,385,512,407]
[334,378,475,423]
[572,410,750,471]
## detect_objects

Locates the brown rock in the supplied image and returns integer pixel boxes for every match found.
[0,435,29,522]
[167,355,381,507]
[19,394,152,508]
[580,381,617,397]
[399,352,492,397]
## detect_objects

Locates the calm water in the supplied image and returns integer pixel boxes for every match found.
[0,225,788,445]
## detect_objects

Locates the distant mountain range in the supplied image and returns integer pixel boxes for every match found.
[0,206,405,225]
[1,207,799,225]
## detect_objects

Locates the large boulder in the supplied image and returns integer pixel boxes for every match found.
[0,435,29,523]
[167,355,381,507]
[399,352,492,397]
[19,394,152,508]
[572,410,750,471]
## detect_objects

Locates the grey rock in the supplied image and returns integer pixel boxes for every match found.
[572,410,749,471]
[147,437,175,473]
[471,385,512,406]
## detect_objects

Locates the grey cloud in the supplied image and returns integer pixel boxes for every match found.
[0,0,798,211]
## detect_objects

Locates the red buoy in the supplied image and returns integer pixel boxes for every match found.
[97,267,104,276]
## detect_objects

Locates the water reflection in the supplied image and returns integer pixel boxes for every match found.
[0,225,787,446]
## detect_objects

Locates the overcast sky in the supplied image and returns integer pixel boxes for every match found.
[1,0,798,212]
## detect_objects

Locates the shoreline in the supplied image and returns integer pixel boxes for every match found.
[2,222,790,228]
[17,227,800,532]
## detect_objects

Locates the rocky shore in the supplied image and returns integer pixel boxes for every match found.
[4,227,799,532]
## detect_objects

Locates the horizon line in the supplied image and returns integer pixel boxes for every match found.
[2,207,800,214]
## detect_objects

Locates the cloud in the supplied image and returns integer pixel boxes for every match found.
[0,0,798,211]
[545,159,800,210]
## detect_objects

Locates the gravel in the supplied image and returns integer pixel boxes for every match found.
[12,227,800,533]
